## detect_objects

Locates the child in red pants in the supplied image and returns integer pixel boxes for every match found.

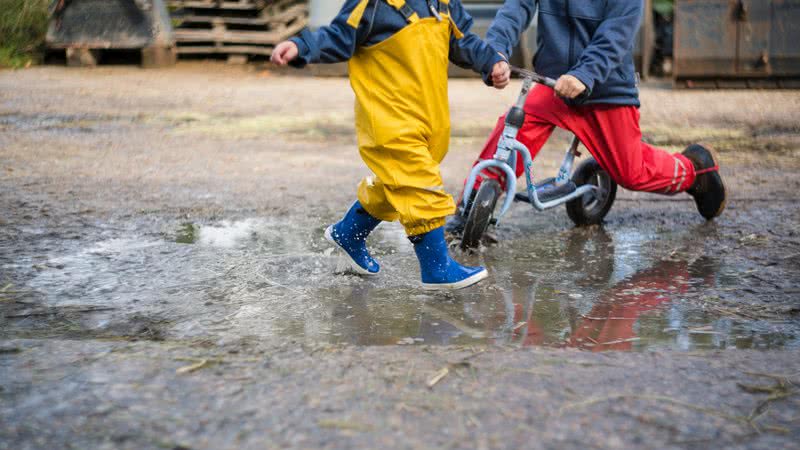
[447,0,726,234]
[452,85,725,219]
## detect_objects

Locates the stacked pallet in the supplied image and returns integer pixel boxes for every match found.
[168,0,308,59]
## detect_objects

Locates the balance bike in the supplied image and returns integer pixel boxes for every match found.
[460,67,618,250]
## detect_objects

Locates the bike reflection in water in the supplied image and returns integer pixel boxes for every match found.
[326,229,719,350]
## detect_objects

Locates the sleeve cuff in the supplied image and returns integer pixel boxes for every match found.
[489,40,513,63]
[288,32,313,68]
[482,52,508,87]
[566,68,595,97]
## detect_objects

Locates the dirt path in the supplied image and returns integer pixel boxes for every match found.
[2,339,800,450]
[1,64,799,449]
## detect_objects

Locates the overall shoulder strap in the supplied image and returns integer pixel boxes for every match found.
[437,0,464,39]
[346,0,372,28]
[384,0,420,24]
[438,0,450,16]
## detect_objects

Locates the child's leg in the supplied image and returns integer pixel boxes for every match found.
[359,141,456,236]
[357,134,487,289]
[506,87,696,194]
[326,200,382,275]
[327,152,397,277]
[523,90,730,218]
[356,176,400,223]
[560,105,697,194]
[464,86,697,197]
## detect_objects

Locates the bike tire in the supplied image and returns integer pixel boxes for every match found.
[566,158,617,226]
[460,179,502,250]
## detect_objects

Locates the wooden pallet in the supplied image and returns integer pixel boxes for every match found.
[169,0,266,10]
[169,0,307,58]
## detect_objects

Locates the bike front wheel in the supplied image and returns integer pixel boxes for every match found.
[461,179,502,250]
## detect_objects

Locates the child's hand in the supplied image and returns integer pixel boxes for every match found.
[271,41,299,66]
[492,60,511,89]
[554,75,587,99]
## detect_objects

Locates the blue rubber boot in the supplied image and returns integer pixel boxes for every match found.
[410,227,488,290]
[325,201,381,275]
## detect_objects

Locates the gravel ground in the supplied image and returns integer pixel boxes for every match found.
[2,339,799,450]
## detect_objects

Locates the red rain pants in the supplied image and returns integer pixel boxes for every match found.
[466,86,696,195]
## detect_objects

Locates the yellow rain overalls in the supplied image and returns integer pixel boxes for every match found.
[346,0,464,236]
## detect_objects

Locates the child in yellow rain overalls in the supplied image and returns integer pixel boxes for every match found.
[272,0,510,289]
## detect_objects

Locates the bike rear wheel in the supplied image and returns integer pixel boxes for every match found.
[566,158,617,226]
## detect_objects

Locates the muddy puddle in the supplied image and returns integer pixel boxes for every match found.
[2,212,798,352]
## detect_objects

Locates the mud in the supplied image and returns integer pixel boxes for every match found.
[3,339,800,450]
[1,64,800,449]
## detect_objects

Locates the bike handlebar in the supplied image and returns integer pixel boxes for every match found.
[511,67,557,88]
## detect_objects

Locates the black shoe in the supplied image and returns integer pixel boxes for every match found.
[682,144,727,220]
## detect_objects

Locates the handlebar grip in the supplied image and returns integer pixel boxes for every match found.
[540,76,557,88]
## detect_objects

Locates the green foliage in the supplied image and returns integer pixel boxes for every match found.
[653,0,674,17]
[0,0,49,68]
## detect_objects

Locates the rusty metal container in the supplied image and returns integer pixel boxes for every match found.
[674,0,800,87]
[47,0,176,67]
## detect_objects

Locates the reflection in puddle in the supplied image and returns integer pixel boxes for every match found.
[11,218,799,352]
[318,228,797,351]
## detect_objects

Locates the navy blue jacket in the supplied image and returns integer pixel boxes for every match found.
[289,0,504,78]
[488,0,642,106]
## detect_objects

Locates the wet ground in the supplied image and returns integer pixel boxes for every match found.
[1,64,800,448]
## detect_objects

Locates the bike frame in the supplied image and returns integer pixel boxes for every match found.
[462,68,598,224]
